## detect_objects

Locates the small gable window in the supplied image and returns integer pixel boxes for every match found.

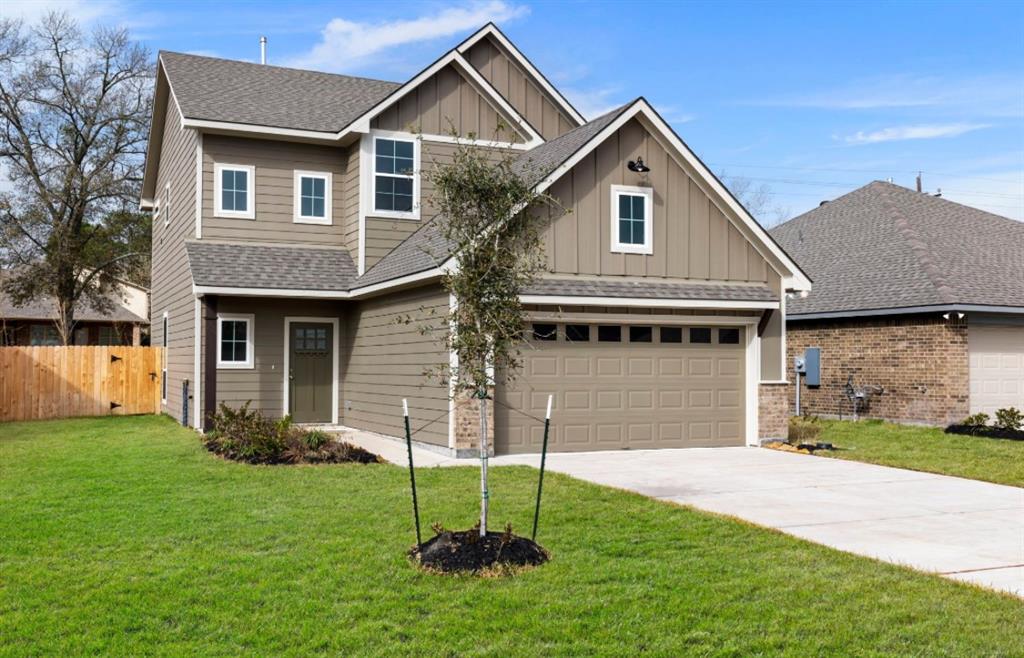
[215,164,255,219]
[610,185,653,255]
[373,136,418,218]
[294,171,332,224]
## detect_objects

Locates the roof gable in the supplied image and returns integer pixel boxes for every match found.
[771,181,1024,316]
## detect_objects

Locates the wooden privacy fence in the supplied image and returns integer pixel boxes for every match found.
[0,346,164,422]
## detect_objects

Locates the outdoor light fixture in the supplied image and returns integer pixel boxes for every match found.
[627,157,650,173]
[943,313,950,320]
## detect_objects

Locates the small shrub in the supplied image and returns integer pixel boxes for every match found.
[204,402,379,465]
[788,416,822,444]
[994,407,1023,431]
[962,412,990,427]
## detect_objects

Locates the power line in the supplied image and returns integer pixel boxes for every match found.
[711,161,1021,185]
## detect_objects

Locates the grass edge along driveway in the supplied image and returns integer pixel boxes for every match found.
[816,418,1024,488]
[2,415,1022,656]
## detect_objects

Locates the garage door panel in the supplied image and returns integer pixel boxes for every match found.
[969,324,1024,416]
[495,324,747,453]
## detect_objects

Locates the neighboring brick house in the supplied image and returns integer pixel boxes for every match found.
[0,272,149,346]
[771,181,1024,425]
[142,23,811,455]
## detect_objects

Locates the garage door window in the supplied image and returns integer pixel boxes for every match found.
[660,327,683,343]
[598,325,622,342]
[629,326,653,343]
[532,323,557,341]
[689,327,712,344]
[566,324,590,342]
[718,328,740,344]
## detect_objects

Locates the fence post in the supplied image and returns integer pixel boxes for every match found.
[403,399,422,548]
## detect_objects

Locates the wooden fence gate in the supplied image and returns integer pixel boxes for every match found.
[0,346,164,422]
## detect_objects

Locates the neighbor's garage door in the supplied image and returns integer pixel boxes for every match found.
[969,324,1024,416]
[495,322,746,454]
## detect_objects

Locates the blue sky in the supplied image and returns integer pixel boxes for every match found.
[8,0,1023,222]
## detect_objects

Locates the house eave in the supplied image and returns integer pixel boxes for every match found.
[787,304,1024,321]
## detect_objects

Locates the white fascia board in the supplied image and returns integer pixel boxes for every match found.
[450,53,544,146]
[181,117,340,142]
[192,285,350,299]
[456,24,586,125]
[348,267,446,298]
[519,295,779,310]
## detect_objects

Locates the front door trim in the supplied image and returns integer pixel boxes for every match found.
[283,316,340,424]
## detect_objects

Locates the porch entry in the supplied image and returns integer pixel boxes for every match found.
[288,322,334,423]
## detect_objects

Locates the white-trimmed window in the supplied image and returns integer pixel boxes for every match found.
[161,311,168,403]
[30,324,60,346]
[214,164,255,219]
[610,185,653,255]
[161,183,171,227]
[294,170,332,224]
[217,313,254,369]
[372,135,419,219]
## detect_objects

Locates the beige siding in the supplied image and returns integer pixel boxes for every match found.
[759,270,785,381]
[341,145,360,254]
[342,285,450,446]
[371,64,526,143]
[151,97,197,420]
[215,297,345,417]
[364,218,420,270]
[464,35,577,139]
[202,135,350,245]
[541,118,772,282]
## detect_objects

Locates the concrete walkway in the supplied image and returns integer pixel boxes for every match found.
[343,430,1024,597]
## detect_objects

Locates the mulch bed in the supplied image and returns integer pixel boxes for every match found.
[945,425,1024,441]
[411,528,549,574]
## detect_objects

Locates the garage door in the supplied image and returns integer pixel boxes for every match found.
[969,324,1024,416]
[495,322,746,454]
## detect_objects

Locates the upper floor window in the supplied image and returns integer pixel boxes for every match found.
[217,313,254,369]
[214,163,255,220]
[294,171,332,225]
[372,136,418,219]
[610,185,653,255]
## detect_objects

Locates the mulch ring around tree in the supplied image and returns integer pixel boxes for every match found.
[410,525,550,575]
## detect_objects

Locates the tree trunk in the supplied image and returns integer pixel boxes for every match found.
[479,391,489,536]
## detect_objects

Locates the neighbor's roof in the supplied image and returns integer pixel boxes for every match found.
[0,274,147,323]
[771,181,1024,317]
[160,52,401,133]
[186,241,358,292]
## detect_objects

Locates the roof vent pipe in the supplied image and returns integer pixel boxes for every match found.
[916,171,922,193]
[260,36,267,65]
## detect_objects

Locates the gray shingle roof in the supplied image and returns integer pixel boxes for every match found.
[523,278,776,301]
[161,52,400,133]
[356,104,636,288]
[186,241,357,291]
[771,181,1024,316]
[0,273,146,323]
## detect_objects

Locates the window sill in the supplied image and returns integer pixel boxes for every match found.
[610,246,653,256]
[294,215,332,225]
[217,362,254,370]
[368,210,420,221]
[214,211,255,220]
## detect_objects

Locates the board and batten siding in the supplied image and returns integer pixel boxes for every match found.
[215,297,345,417]
[150,96,197,420]
[463,35,577,140]
[201,135,349,245]
[371,64,526,143]
[342,285,450,446]
[542,117,771,282]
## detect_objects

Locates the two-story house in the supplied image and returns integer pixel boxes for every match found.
[141,23,810,455]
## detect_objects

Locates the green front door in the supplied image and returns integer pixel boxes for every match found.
[289,322,333,423]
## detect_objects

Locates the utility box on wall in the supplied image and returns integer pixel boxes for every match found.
[804,347,821,387]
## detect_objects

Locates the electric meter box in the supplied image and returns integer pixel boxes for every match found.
[804,347,821,387]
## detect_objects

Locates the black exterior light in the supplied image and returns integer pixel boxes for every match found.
[627,156,650,173]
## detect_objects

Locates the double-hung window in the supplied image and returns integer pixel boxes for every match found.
[372,136,418,218]
[294,171,332,224]
[610,185,653,254]
[214,164,255,219]
[217,313,254,369]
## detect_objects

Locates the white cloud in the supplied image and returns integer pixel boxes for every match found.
[839,123,991,145]
[751,74,1024,118]
[562,86,624,120]
[284,1,529,72]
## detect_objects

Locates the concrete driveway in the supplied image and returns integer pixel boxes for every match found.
[345,431,1023,597]
[489,447,1024,597]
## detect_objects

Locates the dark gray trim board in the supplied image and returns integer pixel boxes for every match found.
[788,304,1024,322]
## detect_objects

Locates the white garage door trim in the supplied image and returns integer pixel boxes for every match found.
[969,324,1024,416]
[523,313,760,448]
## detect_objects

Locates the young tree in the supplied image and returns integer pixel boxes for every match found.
[719,171,791,227]
[427,135,565,536]
[0,13,152,344]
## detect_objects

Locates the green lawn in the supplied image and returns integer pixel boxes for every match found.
[1,417,1021,656]
[817,419,1024,487]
